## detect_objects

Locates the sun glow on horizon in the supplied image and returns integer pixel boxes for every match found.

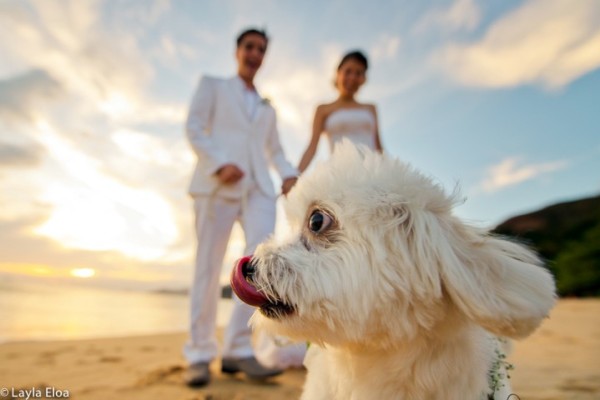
[0,263,58,278]
[70,268,96,278]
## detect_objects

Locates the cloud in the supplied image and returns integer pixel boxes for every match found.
[152,34,200,69]
[433,0,600,89]
[30,120,181,261]
[479,157,568,193]
[0,0,193,278]
[413,0,481,35]
[0,1,165,123]
[371,34,402,62]
[121,0,172,26]
[0,141,44,168]
[0,119,195,286]
[0,69,63,122]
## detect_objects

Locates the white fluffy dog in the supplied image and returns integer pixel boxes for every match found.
[231,141,556,400]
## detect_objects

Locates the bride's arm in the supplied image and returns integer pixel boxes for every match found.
[370,104,384,153]
[298,105,327,173]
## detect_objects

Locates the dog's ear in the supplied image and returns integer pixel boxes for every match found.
[417,214,556,339]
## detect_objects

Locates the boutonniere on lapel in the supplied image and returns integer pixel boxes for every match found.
[260,97,271,107]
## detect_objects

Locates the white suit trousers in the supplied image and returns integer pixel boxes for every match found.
[184,188,275,364]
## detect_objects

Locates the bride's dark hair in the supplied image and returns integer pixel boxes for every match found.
[337,50,368,71]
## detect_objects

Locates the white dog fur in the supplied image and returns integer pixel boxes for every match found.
[249,141,556,400]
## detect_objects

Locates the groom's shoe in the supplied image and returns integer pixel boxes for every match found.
[184,362,211,387]
[221,356,283,380]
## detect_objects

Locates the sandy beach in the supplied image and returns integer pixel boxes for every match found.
[1,299,599,400]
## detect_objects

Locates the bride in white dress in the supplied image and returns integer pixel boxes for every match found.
[256,51,383,370]
[298,50,383,173]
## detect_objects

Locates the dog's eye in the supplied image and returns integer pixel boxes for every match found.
[308,211,332,233]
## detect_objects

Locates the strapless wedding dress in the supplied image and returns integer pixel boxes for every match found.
[324,108,376,151]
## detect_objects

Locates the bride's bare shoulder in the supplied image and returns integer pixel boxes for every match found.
[315,102,339,119]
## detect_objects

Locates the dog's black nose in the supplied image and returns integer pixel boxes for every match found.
[241,258,257,281]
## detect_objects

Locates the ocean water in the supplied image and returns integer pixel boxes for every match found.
[0,278,233,343]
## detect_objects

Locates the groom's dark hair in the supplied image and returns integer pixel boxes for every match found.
[236,28,269,48]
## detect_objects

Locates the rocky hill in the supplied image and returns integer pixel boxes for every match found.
[493,194,600,297]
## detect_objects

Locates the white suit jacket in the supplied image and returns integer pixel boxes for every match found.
[186,76,298,199]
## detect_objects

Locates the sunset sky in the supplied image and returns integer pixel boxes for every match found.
[1,0,599,290]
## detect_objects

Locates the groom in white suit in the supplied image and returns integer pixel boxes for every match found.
[183,28,298,387]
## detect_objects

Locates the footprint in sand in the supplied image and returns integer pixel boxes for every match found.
[559,376,600,393]
[99,355,122,363]
[38,351,56,365]
[135,364,185,387]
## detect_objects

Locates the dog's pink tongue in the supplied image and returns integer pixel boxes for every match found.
[231,256,269,307]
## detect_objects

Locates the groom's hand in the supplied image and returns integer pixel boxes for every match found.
[216,164,244,184]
